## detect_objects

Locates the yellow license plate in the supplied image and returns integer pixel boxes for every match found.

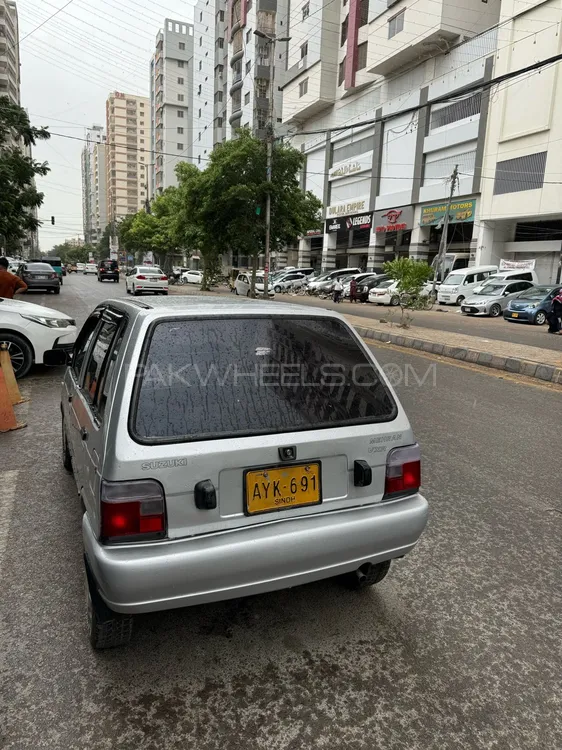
[512,312,519,318]
[245,462,322,515]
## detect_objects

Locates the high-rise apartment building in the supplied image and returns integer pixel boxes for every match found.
[81,125,108,245]
[0,0,20,105]
[105,91,151,223]
[150,20,194,195]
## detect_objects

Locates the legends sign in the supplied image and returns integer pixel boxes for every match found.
[326,213,373,233]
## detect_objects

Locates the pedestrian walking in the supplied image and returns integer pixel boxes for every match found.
[333,277,343,303]
[0,257,27,299]
[349,277,358,303]
[547,290,562,333]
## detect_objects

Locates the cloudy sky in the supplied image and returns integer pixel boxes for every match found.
[18,0,198,252]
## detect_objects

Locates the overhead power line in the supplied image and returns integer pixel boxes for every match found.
[14,0,77,51]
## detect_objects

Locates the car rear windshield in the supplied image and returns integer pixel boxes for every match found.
[44,258,62,267]
[131,316,398,443]
[139,267,162,274]
[26,263,53,270]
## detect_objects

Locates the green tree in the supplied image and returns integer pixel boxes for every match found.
[383,257,433,328]
[173,132,322,293]
[117,201,180,268]
[49,241,96,264]
[0,97,50,253]
[97,223,112,258]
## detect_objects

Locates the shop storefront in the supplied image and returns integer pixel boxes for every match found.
[419,199,477,262]
[325,211,373,270]
[370,206,415,265]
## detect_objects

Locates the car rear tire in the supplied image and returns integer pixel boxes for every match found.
[85,564,133,649]
[274,285,282,293]
[343,560,391,590]
[0,333,33,379]
[62,418,72,472]
[133,286,141,296]
[534,311,547,326]
[390,296,400,306]
[54,287,60,295]
[489,303,502,318]
[456,296,465,306]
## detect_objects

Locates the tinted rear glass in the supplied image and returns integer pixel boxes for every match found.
[132,316,397,443]
[26,263,52,270]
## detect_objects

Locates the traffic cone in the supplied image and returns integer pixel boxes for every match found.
[0,344,28,405]
[0,368,25,432]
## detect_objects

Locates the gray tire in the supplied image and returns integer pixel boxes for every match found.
[489,303,502,318]
[0,332,33,378]
[343,560,391,590]
[534,310,547,326]
[85,563,133,649]
[390,296,400,306]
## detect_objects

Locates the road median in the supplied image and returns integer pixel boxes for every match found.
[344,313,562,384]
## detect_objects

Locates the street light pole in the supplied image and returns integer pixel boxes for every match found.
[431,164,459,298]
[254,30,290,297]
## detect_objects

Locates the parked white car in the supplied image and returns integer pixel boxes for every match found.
[125,266,169,296]
[83,263,97,275]
[76,262,85,271]
[235,272,275,297]
[0,297,77,378]
[369,280,401,306]
[181,270,203,284]
[272,272,307,293]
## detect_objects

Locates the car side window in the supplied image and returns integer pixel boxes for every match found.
[82,318,119,409]
[505,283,519,294]
[464,275,474,285]
[97,318,127,417]
[72,315,101,380]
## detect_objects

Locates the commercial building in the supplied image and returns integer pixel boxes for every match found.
[474,0,562,284]
[81,125,107,245]
[105,91,151,224]
[281,0,502,272]
[0,0,19,104]
[150,19,195,195]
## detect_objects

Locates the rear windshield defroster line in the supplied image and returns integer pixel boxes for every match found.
[129,315,398,445]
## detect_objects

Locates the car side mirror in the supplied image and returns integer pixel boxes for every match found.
[43,349,72,367]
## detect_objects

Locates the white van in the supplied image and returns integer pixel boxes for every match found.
[437,265,498,306]
[431,252,470,282]
[472,268,539,294]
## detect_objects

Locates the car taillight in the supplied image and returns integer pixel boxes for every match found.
[50,273,57,279]
[383,444,421,500]
[100,479,166,542]
[137,275,147,280]
[160,275,168,281]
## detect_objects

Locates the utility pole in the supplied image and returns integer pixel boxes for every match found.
[254,30,290,297]
[431,164,459,298]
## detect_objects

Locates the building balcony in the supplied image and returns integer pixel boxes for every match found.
[229,107,242,126]
[367,0,497,76]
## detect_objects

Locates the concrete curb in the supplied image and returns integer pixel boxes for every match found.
[356,325,562,385]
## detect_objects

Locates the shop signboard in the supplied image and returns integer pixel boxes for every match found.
[499,258,536,271]
[328,152,373,181]
[372,206,414,233]
[325,213,373,233]
[326,196,370,218]
[420,199,476,226]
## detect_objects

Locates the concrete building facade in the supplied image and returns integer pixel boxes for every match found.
[0,0,19,105]
[150,19,195,195]
[106,91,151,224]
[81,125,107,245]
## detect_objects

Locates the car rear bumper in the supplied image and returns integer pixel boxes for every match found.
[84,494,429,614]
[99,273,119,281]
[25,279,60,290]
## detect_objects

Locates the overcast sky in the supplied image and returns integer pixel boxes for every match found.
[18,0,198,252]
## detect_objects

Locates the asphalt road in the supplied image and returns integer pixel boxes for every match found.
[176,280,562,352]
[1,274,561,749]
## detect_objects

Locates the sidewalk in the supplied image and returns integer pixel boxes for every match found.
[345,313,562,384]
[169,286,562,384]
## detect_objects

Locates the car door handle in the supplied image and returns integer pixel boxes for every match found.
[80,428,89,441]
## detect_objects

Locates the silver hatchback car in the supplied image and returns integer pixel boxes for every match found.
[56,297,428,648]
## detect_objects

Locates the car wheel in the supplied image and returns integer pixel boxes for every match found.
[534,310,547,326]
[343,560,391,590]
[0,333,33,379]
[274,285,282,293]
[85,564,133,649]
[456,296,465,306]
[62,418,72,472]
[133,286,141,296]
[54,286,60,294]
[438,301,446,306]
[489,303,502,318]
[390,296,400,306]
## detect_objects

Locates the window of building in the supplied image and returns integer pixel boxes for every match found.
[217,117,223,127]
[140,130,144,134]
[139,102,144,108]
[388,10,404,39]
[217,37,224,48]
[199,60,202,70]
[179,42,186,50]
[178,94,184,101]
[198,84,202,94]
[493,151,548,195]
[198,155,201,164]
[140,138,144,143]
[215,91,223,102]
[302,3,310,20]
[301,42,308,58]
[198,132,201,141]
[338,58,346,86]
[357,42,367,70]
[200,11,203,20]
[246,60,252,74]
[246,29,251,42]
[199,37,202,46]
[178,77,184,84]
[177,143,184,150]
[177,127,184,134]
[217,9,225,21]
[299,78,308,97]
[359,0,369,26]
[178,60,185,68]
[178,109,184,117]
[199,108,202,117]
[429,91,482,131]
[341,16,348,46]
[244,91,250,104]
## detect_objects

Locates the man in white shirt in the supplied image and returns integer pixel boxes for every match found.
[333,277,343,303]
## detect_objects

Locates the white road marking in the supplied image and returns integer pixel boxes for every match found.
[0,470,19,574]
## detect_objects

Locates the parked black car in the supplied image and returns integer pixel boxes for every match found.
[357,274,390,303]
[97,259,119,282]
[17,262,61,293]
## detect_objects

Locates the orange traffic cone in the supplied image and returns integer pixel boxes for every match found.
[0,344,27,405]
[0,367,26,432]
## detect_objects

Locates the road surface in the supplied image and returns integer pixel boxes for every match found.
[1,274,560,749]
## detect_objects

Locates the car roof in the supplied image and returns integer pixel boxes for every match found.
[98,295,347,321]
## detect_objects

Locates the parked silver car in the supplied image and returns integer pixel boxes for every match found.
[53,297,428,648]
[461,280,535,317]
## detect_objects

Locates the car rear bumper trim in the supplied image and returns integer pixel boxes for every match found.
[84,495,429,614]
